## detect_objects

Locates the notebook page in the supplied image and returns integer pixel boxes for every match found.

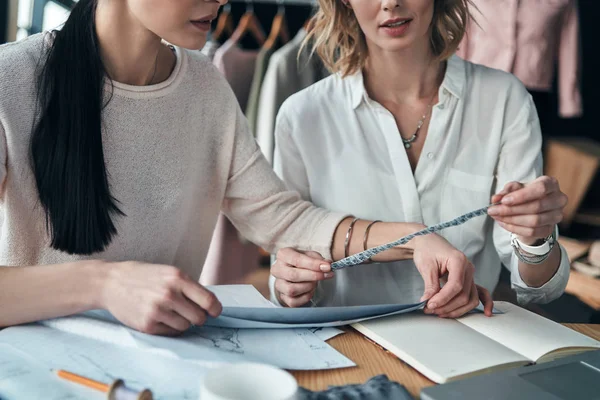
[352,312,529,383]
[457,301,600,362]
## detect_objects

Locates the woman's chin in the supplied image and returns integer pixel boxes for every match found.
[164,33,208,51]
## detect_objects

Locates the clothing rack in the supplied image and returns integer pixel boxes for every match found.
[212,0,315,49]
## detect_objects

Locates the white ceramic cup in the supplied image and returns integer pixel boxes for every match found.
[199,363,298,400]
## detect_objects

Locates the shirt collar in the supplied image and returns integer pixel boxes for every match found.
[347,71,367,110]
[347,54,466,110]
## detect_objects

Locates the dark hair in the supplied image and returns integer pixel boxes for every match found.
[31,0,123,255]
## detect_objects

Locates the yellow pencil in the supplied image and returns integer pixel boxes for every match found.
[55,369,111,393]
[54,369,153,400]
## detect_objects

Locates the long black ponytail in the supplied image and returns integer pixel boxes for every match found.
[31,0,123,255]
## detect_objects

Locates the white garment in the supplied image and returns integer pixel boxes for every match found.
[270,55,570,307]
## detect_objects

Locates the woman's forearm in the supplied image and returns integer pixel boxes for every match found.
[517,245,562,288]
[0,261,107,327]
[331,218,426,262]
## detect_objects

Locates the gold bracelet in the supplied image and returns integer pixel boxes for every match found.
[344,218,360,258]
[363,220,381,263]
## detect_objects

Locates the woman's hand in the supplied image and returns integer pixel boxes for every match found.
[100,262,222,336]
[412,234,493,317]
[271,248,335,307]
[487,176,567,245]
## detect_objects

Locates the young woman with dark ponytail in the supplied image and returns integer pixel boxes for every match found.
[0,0,491,335]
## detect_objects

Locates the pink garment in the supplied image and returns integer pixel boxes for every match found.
[457,0,582,118]
[212,40,260,111]
[201,40,261,286]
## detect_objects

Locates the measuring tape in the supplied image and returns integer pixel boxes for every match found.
[330,203,500,271]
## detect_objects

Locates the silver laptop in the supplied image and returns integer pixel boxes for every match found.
[421,350,600,400]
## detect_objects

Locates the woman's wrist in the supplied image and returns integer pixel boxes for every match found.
[365,222,426,261]
[401,223,428,251]
[81,259,114,310]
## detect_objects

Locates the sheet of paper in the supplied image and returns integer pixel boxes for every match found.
[207,303,426,328]
[39,311,354,371]
[0,344,100,400]
[220,302,425,324]
[41,311,137,346]
[129,325,354,370]
[207,284,276,308]
[207,285,344,339]
[312,327,345,341]
[0,325,209,400]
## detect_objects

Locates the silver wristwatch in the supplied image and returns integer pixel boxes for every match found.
[510,225,558,265]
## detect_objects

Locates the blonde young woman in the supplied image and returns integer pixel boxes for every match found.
[269,0,570,317]
[0,0,491,335]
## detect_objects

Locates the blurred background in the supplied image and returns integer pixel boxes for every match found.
[1,0,599,323]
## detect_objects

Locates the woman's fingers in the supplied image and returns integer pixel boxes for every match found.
[496,221,555,239]
[488,192,567,216]
[492,182,524,205]
[426,255,470,310]
[500,177,558,206]
[420,267,441,302]
[271,261,333,282]
[277,248,331,272]
[428,265,473,316]
[147,322,183,337]
[279,289,316,308]
[180,280,222,318]
[438,282,480,319]
[477,285,494,317]
[274,279,316,298]
[491,210,563,227]
[271,248,334,307]
[140,307,190,335]
[157,309,192,332]
[167,292,208,326]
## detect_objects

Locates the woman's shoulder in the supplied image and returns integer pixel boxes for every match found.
[0,33,48,85]
[458,56,530,100]
[0,34,50,120]
[278,74,347,124]
[181,48,239,107]
[0,32,47,56]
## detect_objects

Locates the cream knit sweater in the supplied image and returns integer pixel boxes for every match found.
[0,34,346,280]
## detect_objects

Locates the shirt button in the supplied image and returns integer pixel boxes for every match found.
[438,104,445,110]
[427,152,434,159]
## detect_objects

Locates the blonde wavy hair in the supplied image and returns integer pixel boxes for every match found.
[303,0,475,77]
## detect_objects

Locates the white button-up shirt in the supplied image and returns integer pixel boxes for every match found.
[271,55,569,307]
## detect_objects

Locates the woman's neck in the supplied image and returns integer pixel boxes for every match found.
[363,41,443,106]
[95,2,175,86]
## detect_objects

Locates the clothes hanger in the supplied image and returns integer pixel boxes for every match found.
[212,3,234,42]
[229,0,267,46]
[263,0,290,50]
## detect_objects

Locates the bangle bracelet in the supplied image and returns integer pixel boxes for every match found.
[344,218,360,258]
[363,220,381,263]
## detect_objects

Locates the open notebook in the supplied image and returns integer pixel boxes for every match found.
[352,301,600,384]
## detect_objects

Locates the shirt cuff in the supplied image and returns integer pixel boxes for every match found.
[307,212,350,261]
[268,273,285,307]
[510,244,570,305]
